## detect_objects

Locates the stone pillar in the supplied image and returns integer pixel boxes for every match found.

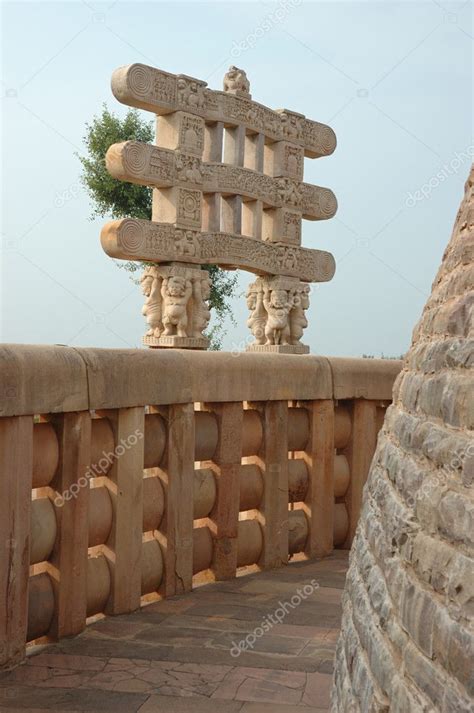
[144,110,210,348]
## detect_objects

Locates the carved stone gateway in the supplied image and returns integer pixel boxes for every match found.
[101,63,337,350]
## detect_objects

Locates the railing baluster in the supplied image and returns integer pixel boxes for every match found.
[157,403,194,597]
[0,416,33,667]
[301,400,335,558]
[208,402,243,580]
[50,411,91,638]
[250,401,289,569]
[102,407,144,615]
[343,399,378,547]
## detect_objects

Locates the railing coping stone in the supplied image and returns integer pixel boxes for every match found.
[0,344,402,417]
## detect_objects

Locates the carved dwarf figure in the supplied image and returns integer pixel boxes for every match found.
[263,287,292,346]
[289,284,310,345]
[246,282,266,345]
[140,267,162,337]
[161,275,192,337]
[223,66,250,95]
[192,275,211,338]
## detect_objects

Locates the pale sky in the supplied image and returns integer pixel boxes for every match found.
[1,0,473,356]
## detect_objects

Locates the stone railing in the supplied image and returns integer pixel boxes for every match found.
[0,345,401,669]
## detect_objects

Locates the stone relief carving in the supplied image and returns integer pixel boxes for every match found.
[140,266,162,337]
[246,282,266,345]
[179,114,205,154]
[107,141,336,220]
[283,211,302,245]
[177,188,202,227]
[245,277,310,350]
[174,229,200,258]
[276,178,303,208]
[191,275,211,338]
[289,283,310,346]
[177,77,206,110]
[148,148,174,180]
[279,112,303,141]
[152,70,176,104]
[161,274,193,337]
[284,145,303,178]
[112,64,337,157]
[102,218,336,283]
[140,265,210,342]
[264,287,293,346]
[175,154,202,184]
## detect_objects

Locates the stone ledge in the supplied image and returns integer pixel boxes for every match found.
[327,357,403,401]
[0,344,402,416]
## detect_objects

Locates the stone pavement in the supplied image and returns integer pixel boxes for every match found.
[0,552,348,712]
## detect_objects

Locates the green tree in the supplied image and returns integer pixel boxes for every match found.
[78,105,237,349]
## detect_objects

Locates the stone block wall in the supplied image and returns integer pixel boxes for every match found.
[332,167,474,711]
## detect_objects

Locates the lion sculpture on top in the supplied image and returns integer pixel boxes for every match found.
[223,66,250,96]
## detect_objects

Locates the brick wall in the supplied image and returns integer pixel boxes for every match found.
[332,166,474,712]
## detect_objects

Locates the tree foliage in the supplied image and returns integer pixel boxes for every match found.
[78,105,237,349]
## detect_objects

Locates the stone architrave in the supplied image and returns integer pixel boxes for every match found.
[102,63,338,350]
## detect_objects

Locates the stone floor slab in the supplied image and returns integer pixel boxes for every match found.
[137,695,243,711]
[0,553,349,711]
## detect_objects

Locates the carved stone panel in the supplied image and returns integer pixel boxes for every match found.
[271,142,304,180]
[101,218,336,283]
[152,187,202,229]
[262,208,302,246]
[106,141,337,222]
[111,63,337,158]
[156,112,205,157]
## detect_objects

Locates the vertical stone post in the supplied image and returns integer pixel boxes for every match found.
[149,107,211,349]
[202,121,224,232]
[249,401,289,569]
[221,123,245,234]
[299,400,335,557]
[156,403,195,596]
[102,407,145,616]
[0,416,33,668]
[242,132,264,239]
[50,412,91,638]
[343,399,378,547]
[208,402,243,580]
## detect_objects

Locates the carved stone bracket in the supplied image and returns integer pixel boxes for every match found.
[141,264,210,349]
[245,276,310,354]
